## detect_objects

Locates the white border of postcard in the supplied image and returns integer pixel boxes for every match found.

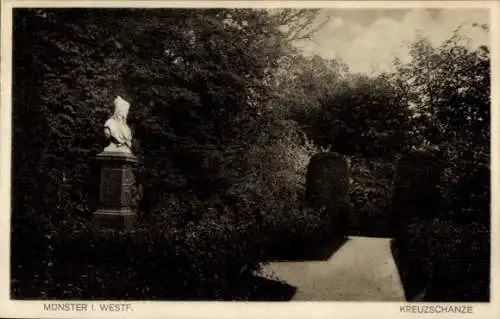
[1,1,499,318]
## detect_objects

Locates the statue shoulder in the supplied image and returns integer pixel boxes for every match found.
[104,118,115,128]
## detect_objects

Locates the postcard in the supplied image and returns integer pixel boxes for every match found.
[1,1,498,318]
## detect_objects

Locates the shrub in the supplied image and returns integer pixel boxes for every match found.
[348,156,396,236]
[390,149,444,237]
[396,216,490,302]
[224,118,338,258]
[304,152,351,233]
[11,206,268,300]
[390,152,490,302]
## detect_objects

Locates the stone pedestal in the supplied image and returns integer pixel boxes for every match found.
[92,151,137,228]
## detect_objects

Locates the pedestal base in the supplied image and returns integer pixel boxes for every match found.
[92,151,138,229]
[93,209,137,228]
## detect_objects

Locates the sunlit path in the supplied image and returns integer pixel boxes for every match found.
[261,236,406,301]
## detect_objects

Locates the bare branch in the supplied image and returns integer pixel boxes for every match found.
[270,9,329,44]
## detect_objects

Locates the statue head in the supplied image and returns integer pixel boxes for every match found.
[113,96,130,121]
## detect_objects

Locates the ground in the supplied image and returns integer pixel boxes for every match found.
[261,236,406,301]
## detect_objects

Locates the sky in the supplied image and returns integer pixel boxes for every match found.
[298,8,490,74]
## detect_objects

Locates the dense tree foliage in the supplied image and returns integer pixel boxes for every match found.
[12,7,330,300]
[391,29,490,222]
[14,8,282,218]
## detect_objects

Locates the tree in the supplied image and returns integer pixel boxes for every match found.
[279,53,413,159]
[316,73,415,157]
[391,26,490,161]
[269,9,331,45]
[12,8,331,223]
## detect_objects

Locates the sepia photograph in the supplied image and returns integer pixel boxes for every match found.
[0,0,498,318]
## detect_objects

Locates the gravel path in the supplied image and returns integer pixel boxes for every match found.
[261,236,406,301]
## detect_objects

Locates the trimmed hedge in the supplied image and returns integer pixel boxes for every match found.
[303,152,351,234]
[391,150,444,237]
[390,150,490,302]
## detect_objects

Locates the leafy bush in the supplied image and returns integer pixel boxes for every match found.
[12,205,271,300]
[396,215,489,302]
[223,117,334,257]
[391,149,490,301]
[349,156,396,236]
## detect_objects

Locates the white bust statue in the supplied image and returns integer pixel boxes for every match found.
[103,96,133,154]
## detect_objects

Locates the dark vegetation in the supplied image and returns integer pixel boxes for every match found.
[11,8,489,301]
